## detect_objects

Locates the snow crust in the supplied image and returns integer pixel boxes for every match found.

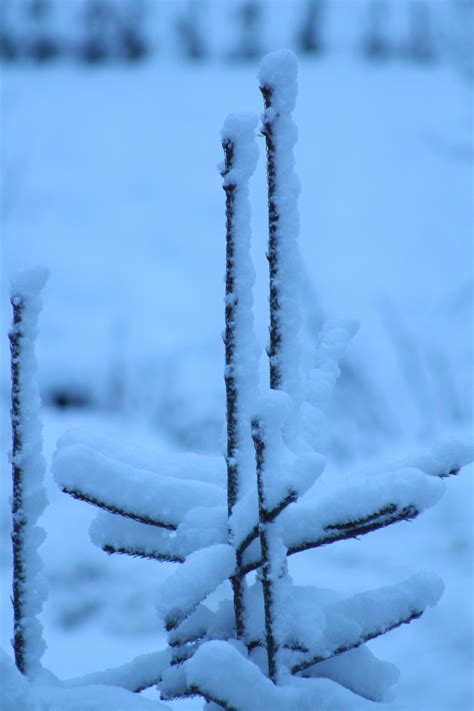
[9,267,49,675]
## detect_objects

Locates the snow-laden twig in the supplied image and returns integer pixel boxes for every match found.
[290,573,443,674]
[220,112,259,640]
[252,418,279,682]
[157,545,236,630]
[53,443,224,530]
[9,267,49,676]
[65,648,172,693]
[259,50,301,399]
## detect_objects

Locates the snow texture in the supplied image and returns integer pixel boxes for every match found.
[57,427,225,487]
[304,646,400,702]
[184,640,367,710]
[53,443,224,529]
[9,267,49,676]
[89,511,184,562]
[156,544,236,629]
[65,648,171,693]
[220,111,260,500]
[0,650,36,711]
[240,463,445,572]
[258,50,303,425]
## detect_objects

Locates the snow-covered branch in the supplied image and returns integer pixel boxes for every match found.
[240,465,445,574]
[9,267,49,676]
[90,512,185,563]
[220,112,259,641]
[65,649,172,693]
[53,443,224,530]
[156,545,235,630]
[259,50,302,401]
[289,573,443,674]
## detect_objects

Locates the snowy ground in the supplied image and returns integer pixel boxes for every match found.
[1,44,473,711]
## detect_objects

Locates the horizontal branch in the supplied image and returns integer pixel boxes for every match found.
[240,502,419,576]
[287,503,418,556]
[54,443,224,531]
[102,543,184,564]
[62,486,176,530]
[65,648,171,693]
[291,608,422,675]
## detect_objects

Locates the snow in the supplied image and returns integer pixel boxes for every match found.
[220,111,260,501]
[57,428,225,487]
[65,648,171,693]
[304,646,400,703]
[0,10,472,710]
[0,650,36,711]
[53,443,225,529]
[184,640,368,710]
[9,267,49,677]
[258,49,298,114]
[89,511,183,563]
[0,647,172,710]
[156,544,236,629]
[258,50,303,428]
[241,463,446,572]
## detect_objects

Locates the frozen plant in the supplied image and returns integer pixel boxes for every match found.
[5,269,175,710]
[8,267,49,677]
[52,50,473,709]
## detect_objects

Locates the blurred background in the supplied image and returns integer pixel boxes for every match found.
[0,1,473,709]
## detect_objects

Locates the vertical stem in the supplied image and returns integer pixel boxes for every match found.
[9,296,27,674]
[252,417,278,683]
[222,137,245,641]
[260,84,282,391]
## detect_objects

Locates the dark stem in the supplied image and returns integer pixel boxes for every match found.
[237,488,297,559]
[222,137,246,641]
[102,544,184,564]
[61,486,176,530]
[252,418,279,683]
[261,84,282,391]
[9,296,27,674]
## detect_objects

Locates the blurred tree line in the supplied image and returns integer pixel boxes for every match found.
[0,0,472,76]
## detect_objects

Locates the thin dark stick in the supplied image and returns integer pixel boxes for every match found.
[221,136,246,640]
[10,296,27,674]
[252,418,279,683]
[61,486,176,530]
[260,84,282,390]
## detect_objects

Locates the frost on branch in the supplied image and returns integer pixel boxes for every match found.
[9,267,49,677]
[51,48,473,711]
